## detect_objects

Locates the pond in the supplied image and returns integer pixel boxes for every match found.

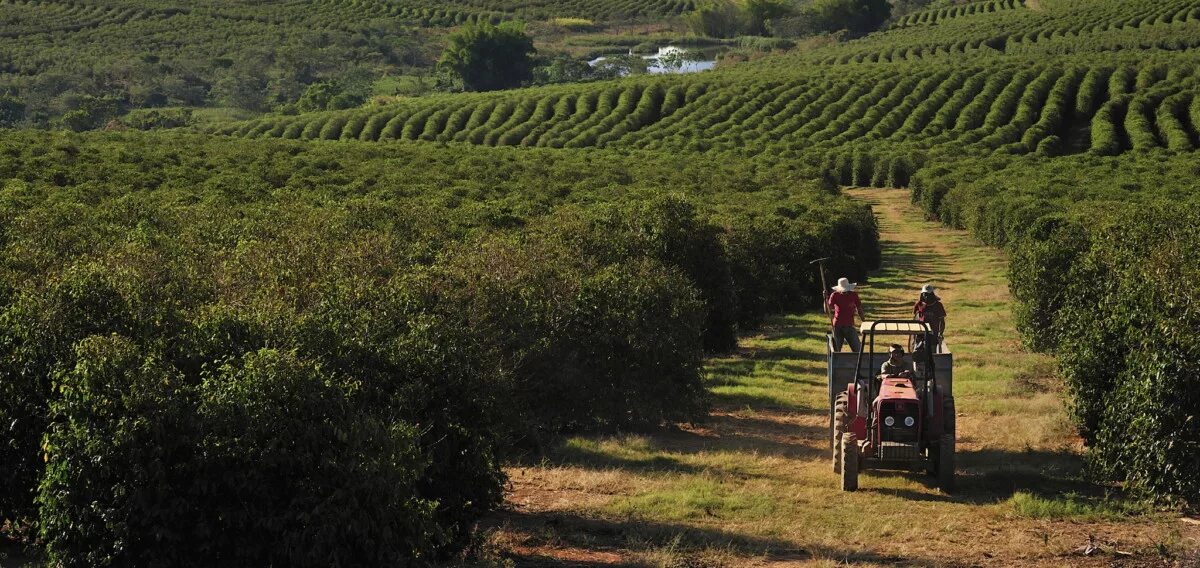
[588,45,717,76]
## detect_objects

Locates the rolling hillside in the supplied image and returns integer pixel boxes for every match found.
[216,0,1200,165]
[1,1,1198,565]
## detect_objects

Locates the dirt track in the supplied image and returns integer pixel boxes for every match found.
[482,188,1199,567]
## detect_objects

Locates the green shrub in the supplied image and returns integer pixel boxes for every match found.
[912,155,1200,503]
[1007,215,1088,352]
[552,197,739,352]
[435,231,708,439]
[37,338,444,567]
[0,130,882,548]
[123,108,193,130]
[1058,207,1200,498]
[193,349,440,566]
[851,151,874,186]
[0,262,156,524]
[37,335,199,567]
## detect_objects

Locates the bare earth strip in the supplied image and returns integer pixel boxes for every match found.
[481,187,1199,567]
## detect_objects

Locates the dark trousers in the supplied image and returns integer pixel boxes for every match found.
[832,325,861,352]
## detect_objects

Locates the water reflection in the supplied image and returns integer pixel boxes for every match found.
[588,45,717,76]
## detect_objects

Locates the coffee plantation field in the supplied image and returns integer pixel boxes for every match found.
[2,0,1200,565]
[215,0,1200,166]
[0,130,879,564]
[217,51,1200,195]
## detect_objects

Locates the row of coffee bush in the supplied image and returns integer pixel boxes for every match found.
[909,151,1200,502]
[0,131,878,564]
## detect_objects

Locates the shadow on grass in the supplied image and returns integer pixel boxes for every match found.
[660,416,826,460]
[860,447,1105,506]
[488,509,967,567]
[706,390,822,415]
[957,448,1101,502]
[508,309,835,474]
[545,442,704,475]
[538,415,830,469]
[705,316,832,414]
[860,241,961,320]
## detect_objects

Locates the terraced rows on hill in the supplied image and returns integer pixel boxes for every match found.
[0,0,490,37]
[217,55,1200,162]
[807,0,1200,65]
[427,0,700,20]
[0,0,422,81]
[890,0,1027,29]
[0,0,161,37]
[204,0,1200,166]
[308,0,701,22]
[0,0,697,34]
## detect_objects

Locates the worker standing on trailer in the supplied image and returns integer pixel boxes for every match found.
[827,277,865,352]
[913,284,947,343]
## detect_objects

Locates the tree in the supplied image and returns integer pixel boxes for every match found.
[684,0,793,38]
[805,0,892,34]
[59,95,120,132]
[212,72,269,111]
[745,0,794,35]
[438,22,536,92]
[0,92,25,127]
[295,81,340,112]
[535,54,599,84]
[684,2,745,38]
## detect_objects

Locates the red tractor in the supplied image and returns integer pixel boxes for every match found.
[827,320,955,492]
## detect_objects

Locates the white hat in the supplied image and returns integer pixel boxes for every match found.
[832,277,856,292]
[921,284,935,293]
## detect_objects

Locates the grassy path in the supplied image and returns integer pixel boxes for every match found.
[486,188,1197,567]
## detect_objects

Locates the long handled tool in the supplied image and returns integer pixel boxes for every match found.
[810,257,831,316]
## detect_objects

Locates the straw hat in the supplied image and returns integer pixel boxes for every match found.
[920,284,936,294]
[832,277,856,293]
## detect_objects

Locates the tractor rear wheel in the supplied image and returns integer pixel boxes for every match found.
[833,392,849,473]
[937,434,955,492]
[943,396,956,437]
[937,396,956,492]
[927,396,956,478]
[840,432,858,492]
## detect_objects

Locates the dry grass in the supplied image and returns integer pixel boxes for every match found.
[474,188,1199,567]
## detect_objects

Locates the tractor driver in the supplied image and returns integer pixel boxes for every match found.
[880,344,913,378]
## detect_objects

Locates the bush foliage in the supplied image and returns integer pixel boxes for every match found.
[5,0,1200,557]
[0,131,878,561]
[439,21,537,91]
[911,154,1200,502]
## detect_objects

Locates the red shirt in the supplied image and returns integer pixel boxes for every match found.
[827,291,861,327]
[914,298,946,321]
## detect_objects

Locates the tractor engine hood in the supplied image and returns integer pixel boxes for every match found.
[875,377,920,404]
[874,377,923,445]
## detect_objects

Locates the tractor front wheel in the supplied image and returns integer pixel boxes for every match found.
[840,432,858,492]
[833,392,849,474]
